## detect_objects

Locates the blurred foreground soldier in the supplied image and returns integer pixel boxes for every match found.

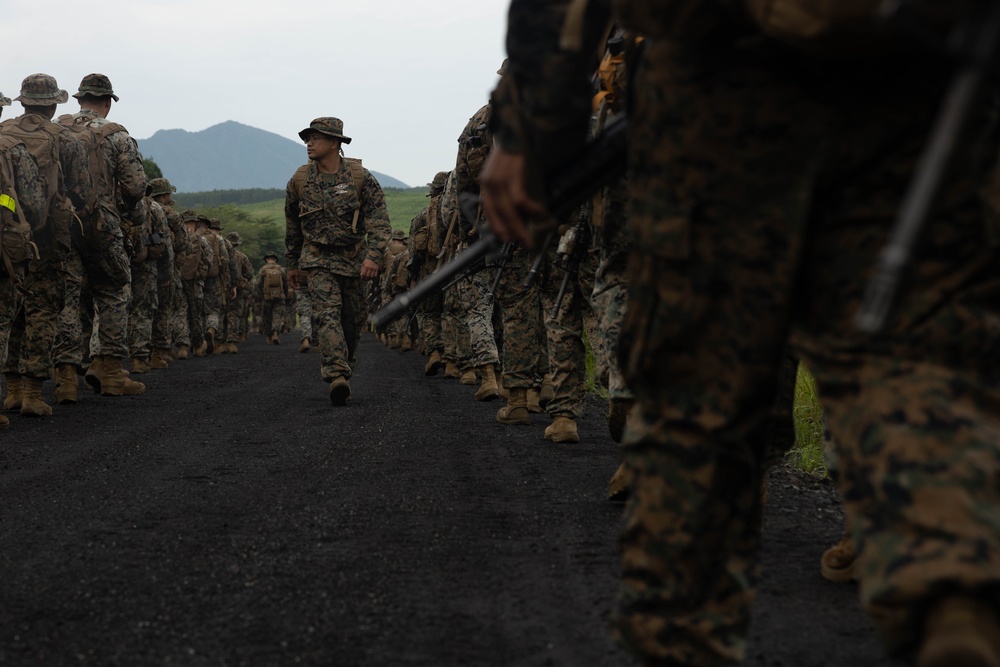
[285,117,391,406]
[55,73,145,397]
[0,93,45,427]
[257,253,286,344]
[482,3,1000,666]
[0,74,94,416]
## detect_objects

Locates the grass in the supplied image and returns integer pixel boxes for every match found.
[788,364,827,476]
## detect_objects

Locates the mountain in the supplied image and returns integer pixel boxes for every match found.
[136,121,409,192]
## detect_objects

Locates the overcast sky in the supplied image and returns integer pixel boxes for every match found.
[3,0,511,188]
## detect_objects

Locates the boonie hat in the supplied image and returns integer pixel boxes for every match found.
[225,232,242,246]
[148,178,176,197]
[209,217,223,231]
[391,229,405,240]
[264,252,279,260]
[0,93,10,107]
[181,209,200,222]
[15,74,69,105]
[73,73,119,102]
[298,117,352,144]
[427,171,449,194]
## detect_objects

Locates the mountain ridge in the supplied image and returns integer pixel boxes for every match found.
[136,121,409,192]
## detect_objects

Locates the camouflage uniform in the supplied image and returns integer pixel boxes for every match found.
[381,229,410,345]
[255,256,287,340]
[0,110,46,408]
[407,173,448,363]
[295,287,313,344]
[285,118,391,385]
[149,178,187,362]
[179,210,211,353]
[126,196,169,366]
[438,172,473,373]
[194,217,228,350]
[494,2,1000,663]
[224,232,255,347]
[0,75,94,392]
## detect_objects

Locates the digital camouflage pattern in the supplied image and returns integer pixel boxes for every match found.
[295,288,313,342]
[495,247,546,391]
[497,1,1000,663]
[407,189,445,355]
[127,197,166,361]
[304,270,366,382]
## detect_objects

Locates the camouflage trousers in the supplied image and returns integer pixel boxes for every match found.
[442,284,472,368]
[53,244,131,365]
[171,280,190,347]
[382,292,408,339]
[495,247,548,391]
[151,270,177,350]
[258,300,281,338]
[128,261,159,359]
[0,271,25,374]
[305,268,366,382]
[4,257,63,379]
[275,300,294,333]
[203,276,222,334]
[296,290,313,341]
[536,246,586,421]
[224,291,250,343]
[183,279,205,347]
[611,38,1000,665]
[456,266,499,369]
[590,249,633,401]
[416,291,443,354]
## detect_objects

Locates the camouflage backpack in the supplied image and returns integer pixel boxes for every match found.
[261,264,284,300]
[0,136,37,281]
[0,114,75,246]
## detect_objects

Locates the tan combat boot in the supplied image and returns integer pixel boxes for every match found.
[388,334,400,349]
[526,387,543,414]
[474,364,500,402]
[400,335,412,352]
[271,332,281,345]
[608,398,635,444]
[423,350,443,376]
[84,358,104,394]
[4,374,23,411]
[459,368,477,386]
[176,344,190,360]
[544,416,580,443]
[131,357,151,374]
[918,597,1000,667]
[539,373,555,408]
[53,364,79,405]
[205,327,217,354]
[20,377,53,417]
[229,342,240,354]
[299,338,311,353]
[496,388,530,425]
[607,462,634,501]
[149,349,171,369]
[328,377,351,406]
[194,340,208,357]
[820,534,858,583]
[443,361,460,379]
[100,357,146,396]
[0,414,8,429]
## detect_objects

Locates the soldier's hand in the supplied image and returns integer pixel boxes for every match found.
[480,148,545,249]
[360,259,379,280]
[287,269,301,290]
[230,287,237,301]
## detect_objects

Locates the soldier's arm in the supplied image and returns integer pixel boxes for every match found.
[285,178,303,270]
[362,171,391,267]
[114,133,147,210]
[9,144,45,229]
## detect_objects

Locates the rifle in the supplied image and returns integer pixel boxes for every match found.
[371,115,629,330]
[856,0,1000,333]
[550,215,592,320]
[489,241,515,298]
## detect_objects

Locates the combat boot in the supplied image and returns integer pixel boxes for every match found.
[149,349,171,369]
[526,387,543,414]
[84,357,104,394]
[608,398,635,444]
[20,377,52,417]
[229,343,240,354]
[459,368,477,385]
[607,462,633,501]
[388,334,400,349]
[0,414,8,429]
[496,388,530,425]
[544,416,580,443]
[820,534,858,583]
[53,364,79,405]
[205,327,217,354]
[130,357,151,374]
[4,374,23,411]
[194,340,208,357]
[176,344,190,360]
[918,597,1000,667]
[400,335,412,352]
[424,350,444,376]
[271,332,281,345]
[299,338,311,353]
[328,377,351,406]
[443,361,461,379]
[100,357,145,396]
[539,373,555,408]
[474,364,500,402]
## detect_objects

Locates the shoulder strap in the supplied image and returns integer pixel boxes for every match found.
[345,157,365,234]
[290,164,311,198]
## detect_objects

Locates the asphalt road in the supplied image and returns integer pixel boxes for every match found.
[0,333,902,666]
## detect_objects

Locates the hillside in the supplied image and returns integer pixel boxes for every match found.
[137,121,408,192]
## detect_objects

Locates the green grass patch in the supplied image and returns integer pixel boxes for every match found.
[789,364,827,476]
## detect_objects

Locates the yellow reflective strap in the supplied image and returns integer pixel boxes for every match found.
[0,194,14,213]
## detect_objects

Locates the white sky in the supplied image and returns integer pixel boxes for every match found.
[2,0,511,188]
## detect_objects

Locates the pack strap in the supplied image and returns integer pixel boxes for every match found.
[346,158,365,234]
